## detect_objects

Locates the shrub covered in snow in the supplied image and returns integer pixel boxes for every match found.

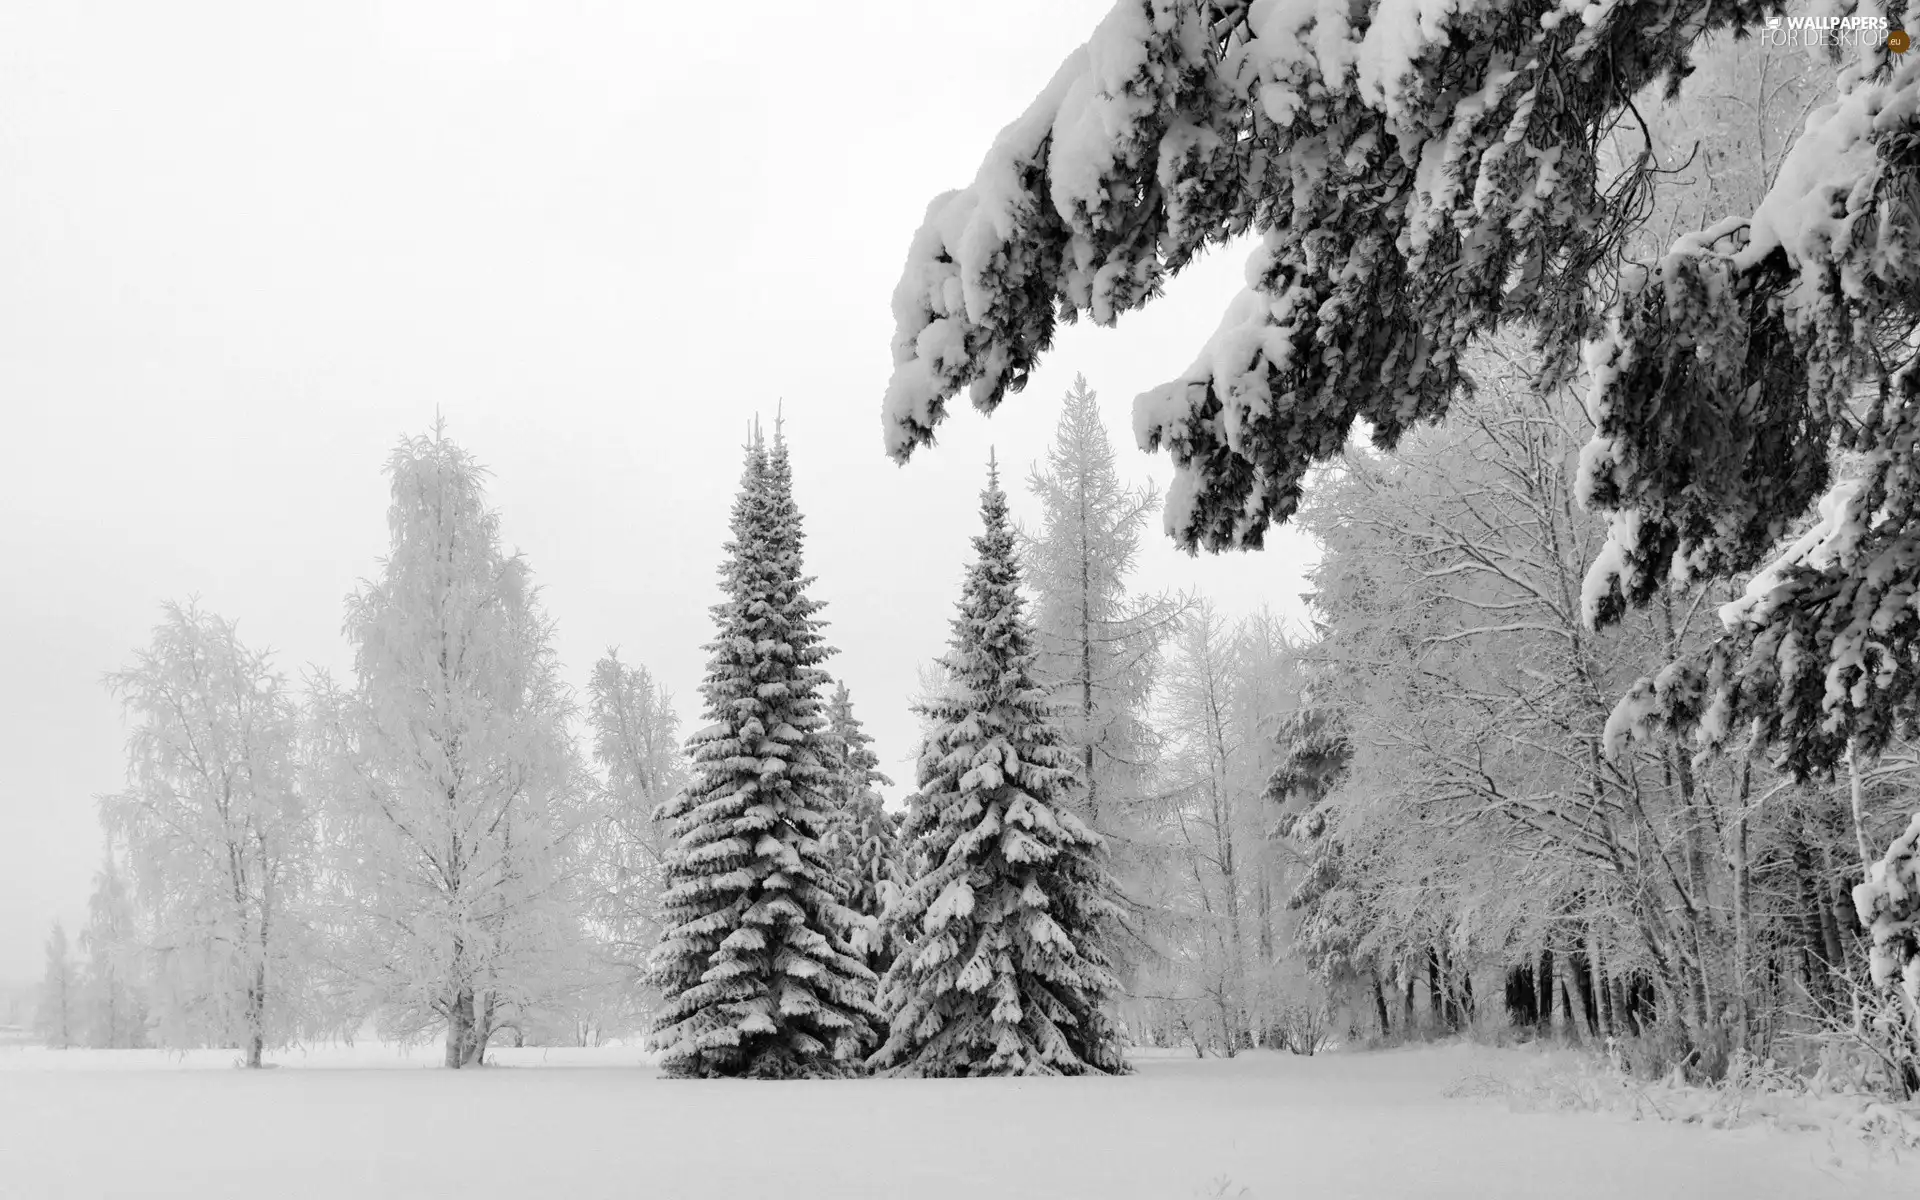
[1856,811,1920,1023]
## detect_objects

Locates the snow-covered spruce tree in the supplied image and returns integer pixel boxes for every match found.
[881,0,1920,777]
[871,457,1127,1077]
[824,681,904,974]
[101,601,310,1066]
[648,427,878,1078]
[332,426,586,1068]
[33,921,75,1050]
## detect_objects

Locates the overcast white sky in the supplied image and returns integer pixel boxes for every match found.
[0,0,1315,983]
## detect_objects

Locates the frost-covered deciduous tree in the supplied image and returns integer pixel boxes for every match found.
[1265,332,1920,1073]
[101,602,310,1066]
[648,427,878,1078]
[1148,603,1297,1052]
[330,427,586,1068]
[574,649,684,1041]
[33,921,75,1050]
[1022,374,1184,844]
[79,849,148,1049]
[881,0,1920,777]
[871,458,1127,1077]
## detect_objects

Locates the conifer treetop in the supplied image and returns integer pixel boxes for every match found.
[871,459,1127,1077]
[649,425,877,1078]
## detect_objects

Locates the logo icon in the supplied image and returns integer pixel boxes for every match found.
[1766,14,1782,29]
[1891,28,1911,52]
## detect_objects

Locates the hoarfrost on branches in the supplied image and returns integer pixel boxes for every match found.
[101,601,312,1067]
[324,427,587,1068]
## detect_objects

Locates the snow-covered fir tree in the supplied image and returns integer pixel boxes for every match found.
[328,425,587,1068]
[101,601,310,1066]
[871,456,1127,1077]
[33,921,75,1050]
[823,681,903,974]
[79,848,148,1049]
[648,425,878,1078]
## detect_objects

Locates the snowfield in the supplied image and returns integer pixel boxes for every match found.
[0,1043,1906,1199]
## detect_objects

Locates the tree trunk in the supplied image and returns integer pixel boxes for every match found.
[1537,947,1556,1037]
[1427,946,1445,1031]
[1792,832,1838,999]
[245,956,267,1069]
[445,984,475,1069]
[1587,923,1612,1039]
[1536,944,1566,1036]
[1373,975,1392,1039]
[1077,462,1097,829]
[472,991,496,1067]
[1557,981,1585,1042]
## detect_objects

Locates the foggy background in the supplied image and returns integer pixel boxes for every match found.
[0,0,1314,984]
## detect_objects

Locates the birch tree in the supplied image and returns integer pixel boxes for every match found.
[575,648,684,1040]
[101,601,309,1066]
[331,426,587,1068]
[1149,604,1276,1052]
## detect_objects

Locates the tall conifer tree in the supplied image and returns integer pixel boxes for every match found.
[649,423,877,1078]
[871,456,1126,1077]
[823,682,903,974]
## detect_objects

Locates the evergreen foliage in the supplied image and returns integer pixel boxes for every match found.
[871,458,1127,1077]
[824,682,904,974]
[880,0,1920,778]
[648,426,878,1078]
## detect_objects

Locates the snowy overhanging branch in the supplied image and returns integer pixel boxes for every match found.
[885,0,1920,776]
[1590,43,1920,778]
[883,0,1801,550]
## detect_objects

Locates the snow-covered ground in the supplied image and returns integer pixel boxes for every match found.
[0,1042,1905,1198]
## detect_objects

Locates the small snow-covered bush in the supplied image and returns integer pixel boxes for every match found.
[1449,1045,1920,1153]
